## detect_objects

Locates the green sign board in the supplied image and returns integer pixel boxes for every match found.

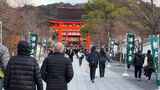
[126,32,135,65]
[150,35,160,86]
[29,32,38,55]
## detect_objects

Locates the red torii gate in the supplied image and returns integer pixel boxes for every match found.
[49,20,91,49]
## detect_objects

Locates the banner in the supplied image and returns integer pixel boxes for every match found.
[126,32,135,65]
[150,35,160,85]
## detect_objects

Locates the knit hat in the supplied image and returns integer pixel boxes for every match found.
[17,41,31,56]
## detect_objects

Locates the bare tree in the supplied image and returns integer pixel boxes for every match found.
[126,0,160,34]
[117,0,160,51]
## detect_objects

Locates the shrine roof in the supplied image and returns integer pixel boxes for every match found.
[49,19,83,24]
[56,6,84,21]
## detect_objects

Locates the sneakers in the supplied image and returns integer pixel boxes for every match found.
[91,80,95,83]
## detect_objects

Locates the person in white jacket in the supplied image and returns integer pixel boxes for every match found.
[0,43,10,90]
[78,50,84,66]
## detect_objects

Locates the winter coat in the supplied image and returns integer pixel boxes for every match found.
[41,52,74,90]
[0,44,10,69]
[99,51,109,64]
[99,56,107,65]
[133,53,144,67]
[84,51,89,60]
[146,54,154,71]
[4,56,43,90]
[4,41,43,90]
[87,52,99,67]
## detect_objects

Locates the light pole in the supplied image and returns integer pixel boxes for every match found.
[0,21,2,44]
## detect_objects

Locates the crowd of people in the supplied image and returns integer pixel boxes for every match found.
[1,41,74,90]
[64,46,110,83]
[0,40,156,90]
[63,46,155,83]
[133,50,155,81]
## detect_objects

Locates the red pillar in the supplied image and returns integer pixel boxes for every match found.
[86,32,91,49]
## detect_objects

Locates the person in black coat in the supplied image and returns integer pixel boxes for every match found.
[4,41,43,90]
[41,42,74,90]
[133,51,144,80]
[87,46,99,83]
[68,49,74,62]
[74,48,79,58]
[99,48,109,78]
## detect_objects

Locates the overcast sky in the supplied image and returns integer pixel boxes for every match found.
[33,0,87,6]
[6,0,160,8]
[144,0,160,6]
[6,0,87,7]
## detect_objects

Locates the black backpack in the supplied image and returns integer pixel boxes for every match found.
[88,53,98,64]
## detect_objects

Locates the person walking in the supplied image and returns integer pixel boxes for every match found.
[87,46,99,83]
[69,49,74,62]
[84,49,90,59]
[47,40,54,56]
[4,41,43,90]
[74,48,79,59]
[133,51,144,80]
[143,50,154,80]
[99,48,109,78]
[0,43,10,90]
[41,42,74,90]
[78,50,84,66]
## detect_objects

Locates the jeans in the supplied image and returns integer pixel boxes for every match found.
[134,65,142,79]
[89,64,97,81]
[99,63,106,77]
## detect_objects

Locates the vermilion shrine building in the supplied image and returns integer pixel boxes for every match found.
[49,7,91,49]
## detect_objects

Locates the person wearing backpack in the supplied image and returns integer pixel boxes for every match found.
[87,46,99,83]
[99,48,109,78]
[133,51,144,80]
[0,43,10,90]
